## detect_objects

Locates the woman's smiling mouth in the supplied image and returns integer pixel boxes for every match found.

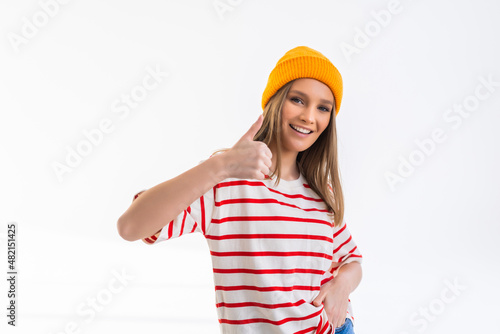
[290,124,313,134]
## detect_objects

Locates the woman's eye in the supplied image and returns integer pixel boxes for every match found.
[291,97,329,112]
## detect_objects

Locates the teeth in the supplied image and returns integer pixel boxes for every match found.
[291,125,312,134]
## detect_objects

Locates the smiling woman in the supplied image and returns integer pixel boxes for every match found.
[117,46,363,334]
[273,78,334,172]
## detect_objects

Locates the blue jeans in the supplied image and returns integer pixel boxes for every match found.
[334,318,354,334]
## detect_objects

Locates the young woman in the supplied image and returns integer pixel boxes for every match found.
[117,46,363,334]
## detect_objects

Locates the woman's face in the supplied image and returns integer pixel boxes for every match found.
[279,78,334,154]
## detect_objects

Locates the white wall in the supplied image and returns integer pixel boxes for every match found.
[1,0,498,333]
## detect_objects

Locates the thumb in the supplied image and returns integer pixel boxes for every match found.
[312,290,326,307]
[239,114,263,142]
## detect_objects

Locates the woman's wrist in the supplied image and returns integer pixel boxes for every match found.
[207,152,230,183]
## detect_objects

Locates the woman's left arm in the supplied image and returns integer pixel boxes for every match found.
[312,261,363,328]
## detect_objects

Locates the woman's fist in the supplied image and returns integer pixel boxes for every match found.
[222,114,273,180]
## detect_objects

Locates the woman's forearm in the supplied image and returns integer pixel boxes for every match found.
[332,261,363,293]
[117,153,228,241]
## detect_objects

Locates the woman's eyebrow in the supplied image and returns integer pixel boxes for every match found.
[289,90,333,105]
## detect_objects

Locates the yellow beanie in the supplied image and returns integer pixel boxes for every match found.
[261,46,343,116]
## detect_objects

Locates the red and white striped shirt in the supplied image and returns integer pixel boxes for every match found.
[138,170,363,333]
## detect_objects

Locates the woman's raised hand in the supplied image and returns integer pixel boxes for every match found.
[222,114,273,180]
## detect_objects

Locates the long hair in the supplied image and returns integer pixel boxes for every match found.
[211,79,345,227]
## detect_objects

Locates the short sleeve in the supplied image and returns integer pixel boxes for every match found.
[131,185,216,245]
[326,220,363,277]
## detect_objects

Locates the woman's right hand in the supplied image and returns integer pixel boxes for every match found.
[222,114,273,180]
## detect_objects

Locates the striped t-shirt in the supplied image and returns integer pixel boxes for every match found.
[137,169,363,334]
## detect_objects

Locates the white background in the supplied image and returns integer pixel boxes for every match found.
[1,0,499,333]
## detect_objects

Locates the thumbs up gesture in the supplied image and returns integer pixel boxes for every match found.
[223,114,273,180]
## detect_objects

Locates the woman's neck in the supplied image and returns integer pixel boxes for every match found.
[269,142,300,181]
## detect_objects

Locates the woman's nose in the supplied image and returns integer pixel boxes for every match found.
[300,107,315,123]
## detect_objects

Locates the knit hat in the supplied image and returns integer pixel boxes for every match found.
[261,46,343,116]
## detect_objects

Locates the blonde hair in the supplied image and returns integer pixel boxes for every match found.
[211,79,345,227]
